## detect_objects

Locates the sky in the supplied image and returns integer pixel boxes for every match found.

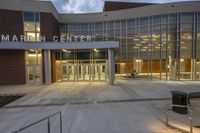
[50,0,197,13]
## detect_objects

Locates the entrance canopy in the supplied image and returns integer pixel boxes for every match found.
[0,41,119,50]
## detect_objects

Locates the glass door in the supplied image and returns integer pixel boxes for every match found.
[93,64,99,81]
[92,64,107,81]
[99,64,107,81]
[61,65,67,81]
[84,64,91,81]
[77,64,91,81]
[78,64,84,81]
[26,65,42,84]
[61,64,75,81]
[68,65,75,81]
[196,61,200,80]
[26,66,34,84]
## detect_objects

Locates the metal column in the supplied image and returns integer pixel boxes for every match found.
[44,50,52,84]
[108,48,115,85]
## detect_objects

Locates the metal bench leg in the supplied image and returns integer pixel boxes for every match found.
[188,107,193,133]
[165,104,169,126]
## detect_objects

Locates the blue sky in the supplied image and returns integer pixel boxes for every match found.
[50,0,195,13]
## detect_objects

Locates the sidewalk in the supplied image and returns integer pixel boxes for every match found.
[0,80,200,133]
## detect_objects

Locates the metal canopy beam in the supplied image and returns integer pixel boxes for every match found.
[0,41,119,50]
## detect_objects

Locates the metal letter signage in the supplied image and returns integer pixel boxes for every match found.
[0,34,93,43]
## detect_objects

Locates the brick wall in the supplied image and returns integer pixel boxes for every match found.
[0,50,26,85]
[0,10,25,85]
[40,12,60,42]
[0,9,23,41]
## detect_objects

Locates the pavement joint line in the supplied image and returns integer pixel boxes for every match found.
[1,97,171,109]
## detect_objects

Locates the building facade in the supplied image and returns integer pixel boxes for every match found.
[0,0,200,85]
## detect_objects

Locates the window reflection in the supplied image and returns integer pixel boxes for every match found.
[61,12,200,80]
[23,12,40,42]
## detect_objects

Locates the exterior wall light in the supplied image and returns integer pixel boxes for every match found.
[62,49,71,54]
[94,48,99,53]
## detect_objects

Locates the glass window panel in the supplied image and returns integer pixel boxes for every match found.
[80,31,88,36]
[127,19,135,27]
[198,22,200,31]
[168,41,177,51]
[115,20,120,29]
[68,31,78,36]
[127,27,136,36]
[121,53,126,59]
[140,17,148,26]
[140,26,148,34]
[24,12,34,21]
[169,24,177,32]
[127,52,133,59]
[121,29,126,43]
[161,24,167,33]
[169,14,177,23]
[161,15,167,24]
[115,29,120,41]
[36,33,40,42]
[107,21,114,29]
[197,33,200,59]
[60,24,66,32]
[107,29,114,36]
[127,44,134,52]
[68,24,78,31]
[36,23,40,32]
[62,52,75,60]
[153,25,160,33]
[181,13,193,22]
[198,12,200,22]
[95,22,103,30]
[168,33,177,41]
[24,22,35,31]
[106,29,114,41]
[81,23,88,31]
[121,44,126,52]
[25,32,36,41]
[35,12,40,22]
[95,29,103,41]
[153,15,161,24]
[121,20,126,28]
[181,32,192,41]
[181,22,193,31]
[89,23,94,30]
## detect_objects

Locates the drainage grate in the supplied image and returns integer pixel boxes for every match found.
[0,94,24,107]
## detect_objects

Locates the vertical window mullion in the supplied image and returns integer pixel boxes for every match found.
[160,15,162,80]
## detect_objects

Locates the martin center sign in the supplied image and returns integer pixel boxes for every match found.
[0,34,93,42]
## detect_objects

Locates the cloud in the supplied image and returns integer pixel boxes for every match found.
[52,0,104,13]
[51,0,198,13]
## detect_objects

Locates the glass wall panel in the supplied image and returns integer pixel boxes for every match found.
[179,13,193,80]
[23,12,40,42]
[196,12,200,80]
[63,12,199,81]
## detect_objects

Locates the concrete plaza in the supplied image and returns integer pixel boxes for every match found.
[0,79,200,133]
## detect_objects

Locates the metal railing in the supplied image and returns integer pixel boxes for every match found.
[13,111,62,133]
[166,104,195,133]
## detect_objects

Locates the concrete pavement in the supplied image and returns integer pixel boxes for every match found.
[0,80,200,133]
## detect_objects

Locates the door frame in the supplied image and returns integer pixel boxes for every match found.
[26,64,42,84]
[61,64,75,81]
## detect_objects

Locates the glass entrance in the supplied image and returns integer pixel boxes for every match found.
[61,64,75,81]
[61,62,107,82]
[26,65,42,84]
[93,64,107,81]
[57,49,108,82]
[78,64,91,81]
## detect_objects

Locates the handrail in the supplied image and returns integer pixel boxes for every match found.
[166,104,194,133]
[13,111,62,133]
